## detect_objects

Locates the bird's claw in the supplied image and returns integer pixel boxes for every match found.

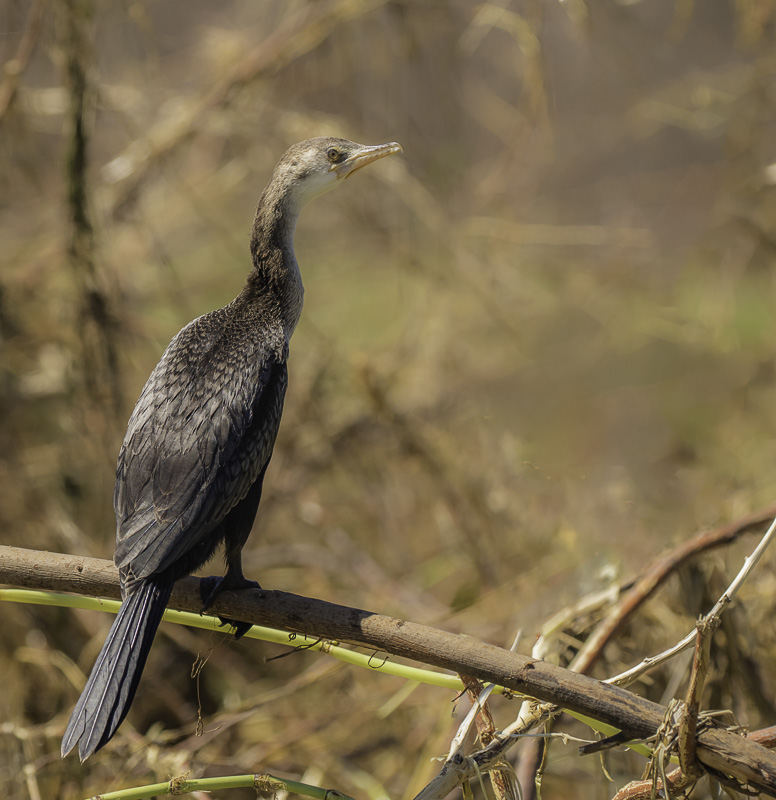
[199,575,261,639]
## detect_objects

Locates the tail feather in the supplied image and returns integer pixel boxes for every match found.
[61,578,173,761]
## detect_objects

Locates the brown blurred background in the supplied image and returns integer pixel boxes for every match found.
[2,1,776,798]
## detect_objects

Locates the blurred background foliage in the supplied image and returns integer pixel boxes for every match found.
[2,0,776,798]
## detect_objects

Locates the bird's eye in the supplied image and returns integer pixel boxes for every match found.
[327,147,343,163]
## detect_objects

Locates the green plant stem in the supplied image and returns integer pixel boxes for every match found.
[0,587,462,690]
[83,771,356,800]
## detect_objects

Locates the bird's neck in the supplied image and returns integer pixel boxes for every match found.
[244,188,305,339]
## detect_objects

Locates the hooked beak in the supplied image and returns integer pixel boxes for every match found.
[332,141,403,179]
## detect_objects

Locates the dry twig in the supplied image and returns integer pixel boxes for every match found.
[0,0,44,124]
[612,727,776,800]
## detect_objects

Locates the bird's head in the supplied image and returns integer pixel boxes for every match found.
[273,137,402,210]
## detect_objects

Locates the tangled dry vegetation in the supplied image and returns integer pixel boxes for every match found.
[2,1,776,799]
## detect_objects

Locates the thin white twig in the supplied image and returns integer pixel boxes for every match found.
[447,632,520,759]
[447,681,498,759]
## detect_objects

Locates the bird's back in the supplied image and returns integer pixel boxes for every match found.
[113,298,288,588]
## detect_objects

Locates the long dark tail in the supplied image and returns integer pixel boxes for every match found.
[61,577,173,761]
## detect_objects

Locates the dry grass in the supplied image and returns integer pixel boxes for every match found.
[2,1,776,798]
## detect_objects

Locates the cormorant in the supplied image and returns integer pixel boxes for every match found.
[61,137,402,761]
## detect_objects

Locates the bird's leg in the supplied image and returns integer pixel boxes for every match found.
[218,551,263,592]
[199,565,261,639]
[200,471,266,638]
[200,552,262,608]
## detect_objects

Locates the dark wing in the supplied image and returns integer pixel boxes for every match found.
[113,311,288,584]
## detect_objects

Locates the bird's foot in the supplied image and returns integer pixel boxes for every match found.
[199,575,262,639]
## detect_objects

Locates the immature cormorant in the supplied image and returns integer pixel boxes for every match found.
[61,137,402,761]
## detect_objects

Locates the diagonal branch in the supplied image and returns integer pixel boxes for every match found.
[2,545,776,795]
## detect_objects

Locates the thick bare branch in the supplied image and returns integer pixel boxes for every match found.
[2,545,776,795]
